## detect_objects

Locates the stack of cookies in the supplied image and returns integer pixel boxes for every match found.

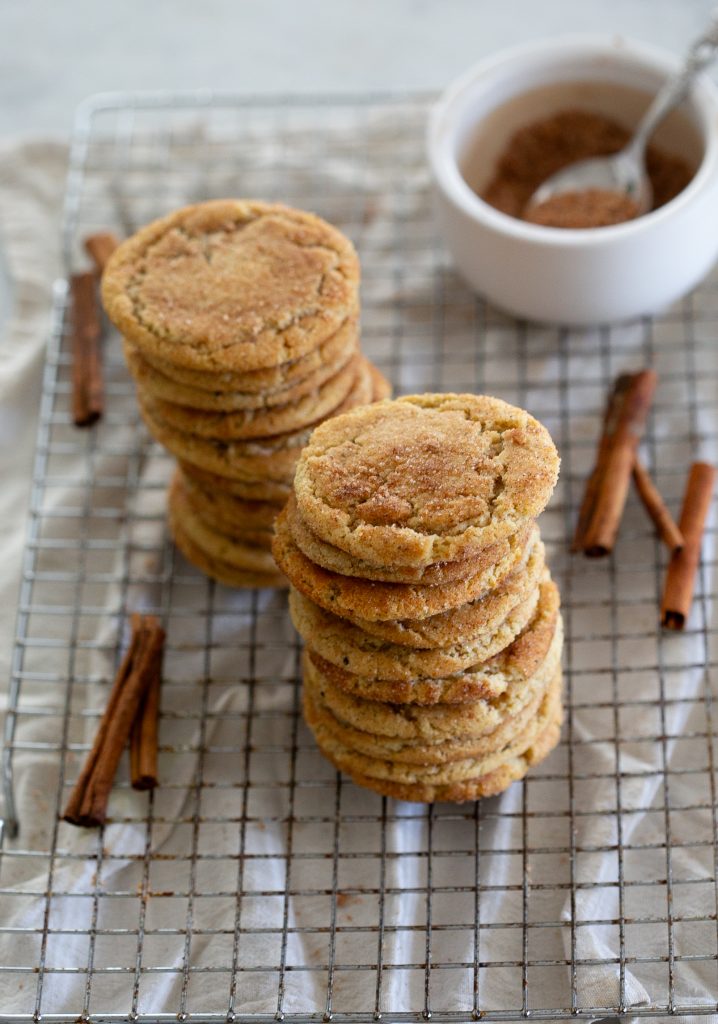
[272,394,563,802]
[102,199,389,587]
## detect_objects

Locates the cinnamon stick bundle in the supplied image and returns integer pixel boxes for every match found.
[632,459,684,554]
[63,614,164,827]
[661,462,716,630]
[84,231,120,274]
[70,272,104,427]
[574,369,657,556]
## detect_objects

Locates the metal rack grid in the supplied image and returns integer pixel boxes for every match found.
[1,91,717,1023]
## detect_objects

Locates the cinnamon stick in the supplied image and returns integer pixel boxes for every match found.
[572,374,632,551]
[130,641,163,791]
[84,231,120,274]
[70,272,104,427]
[632,459,684,554]
[576,369,658,557]
[63,614,165,826]
[661,462,716,630]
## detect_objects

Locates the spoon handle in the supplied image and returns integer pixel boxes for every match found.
[628,11,718,158]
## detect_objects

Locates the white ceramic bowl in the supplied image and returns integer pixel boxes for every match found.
[428,35,718,325]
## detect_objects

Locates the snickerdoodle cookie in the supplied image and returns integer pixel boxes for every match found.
[179,461,293,506]
[285,493,517,586]
[169,473,276,567]
[138,356,384,486]
[128,313,359,397]
[293,393,559,569]
[292,583,539,682]
[144,353,361,441]
[169,494,285,589]
[102,199,360,373]
[122,325,357,411]
[273,510,536,623]
[342,535,545,648]
[305,659,561,763]
[303,670,563,803]
[305,576,561,705]
[179,468,281,537]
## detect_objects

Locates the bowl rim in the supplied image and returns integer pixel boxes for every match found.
[427,33,718,247]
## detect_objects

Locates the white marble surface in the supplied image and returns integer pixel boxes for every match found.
[3,0,717,137]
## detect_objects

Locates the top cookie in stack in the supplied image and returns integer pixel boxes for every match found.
[273,393,562,802]
[102,199,389,587]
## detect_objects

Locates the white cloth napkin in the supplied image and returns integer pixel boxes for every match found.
[0,141,67,687]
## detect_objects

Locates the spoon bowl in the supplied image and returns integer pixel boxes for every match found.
[529,150,653,217]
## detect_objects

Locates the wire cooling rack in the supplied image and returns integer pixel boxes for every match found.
[1,92,717,1023]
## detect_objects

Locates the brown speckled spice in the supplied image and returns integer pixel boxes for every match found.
[525,188,640,228]
[483,109,694,229]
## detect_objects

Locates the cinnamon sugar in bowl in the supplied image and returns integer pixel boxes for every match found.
[428,36,718,325]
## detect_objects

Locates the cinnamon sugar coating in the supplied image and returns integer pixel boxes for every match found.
[483,109,693,222]
[272,507,537,623]
[305,575,561,704]
[303,668,563,803]
[131,313,359,395]
[293,393,559,569]
[285,492,525,586]
[122,324,357,411]
[144,353,361,441]
[102,199,360,372]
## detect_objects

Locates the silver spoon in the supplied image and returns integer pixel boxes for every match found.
[528,14,718,217]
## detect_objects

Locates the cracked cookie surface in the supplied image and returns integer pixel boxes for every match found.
[102,199,360,372]
[294,393,559,568]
